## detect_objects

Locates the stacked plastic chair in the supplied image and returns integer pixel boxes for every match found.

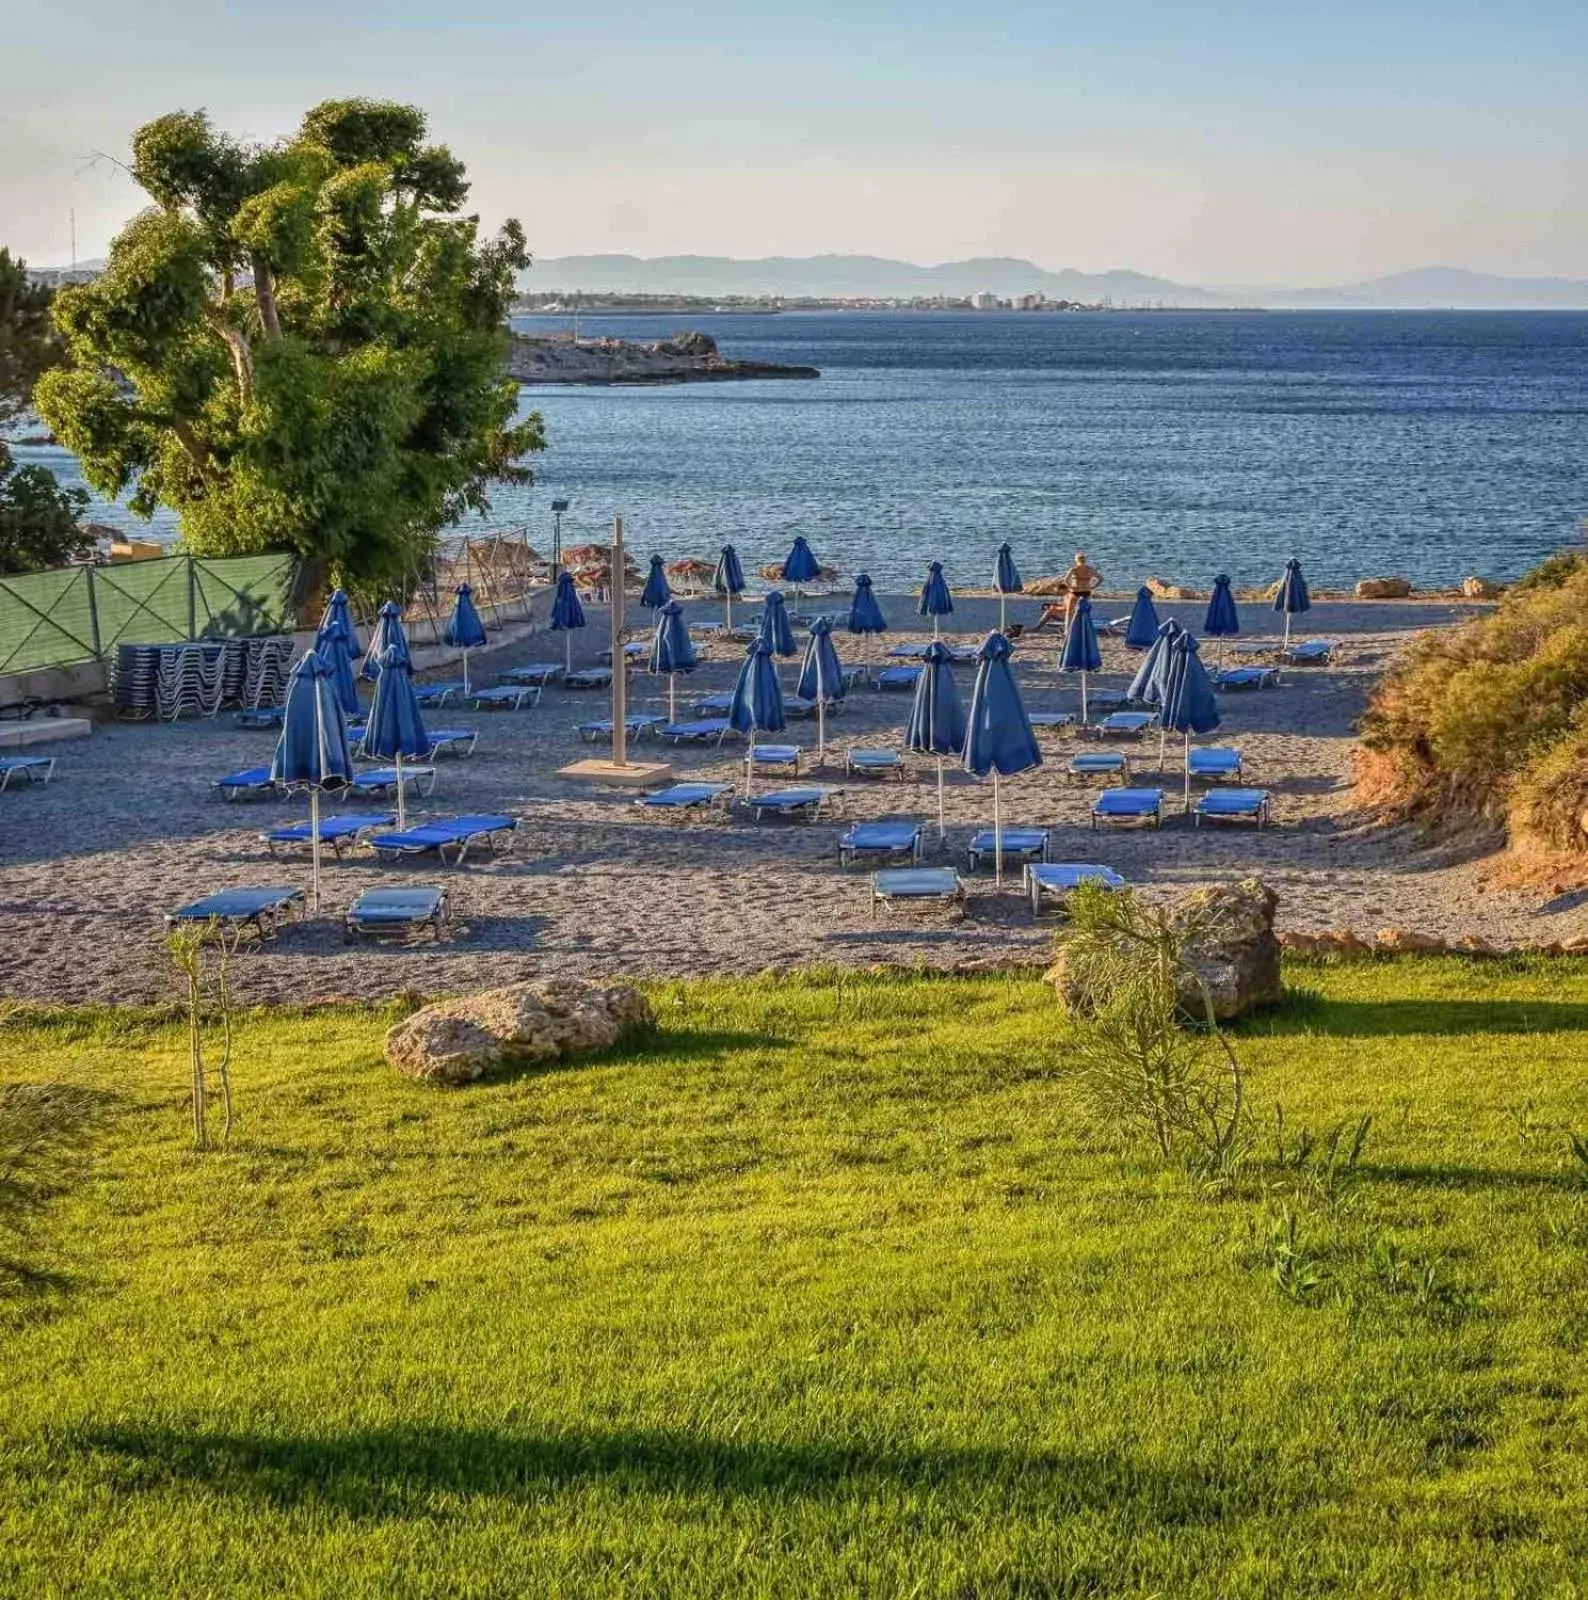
[112,644,164,719]
[240,636,293,710]
[155,643,227,719]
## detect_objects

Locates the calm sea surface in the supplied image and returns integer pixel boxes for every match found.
[21,310,1588,591]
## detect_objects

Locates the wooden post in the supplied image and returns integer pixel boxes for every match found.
[611,515,627,768]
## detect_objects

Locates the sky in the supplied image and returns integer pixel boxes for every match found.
[3,0,1585,286]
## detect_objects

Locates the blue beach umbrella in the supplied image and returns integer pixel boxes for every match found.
[1059,595,1104,723]
[963,631,1042,885]
[314,616,361,718]
[319,588,361,657]
[1160,631,1222,808]
[549,569,587,673]
[1124,587,1161,652]
[271,649,354,912]
[1204,575,1241,667]
[362,644,431,831]
[359,600,410,682]
[728,638,787,795]
[640,554,672,610]
[1273,558,1311,648]
[759,590,797,657]
[714,544,746,628]
[847,574,888,635]
[444,583,488,695]
[1127,617,1184,706]
[918,561,954,639]
[648,600,698,723]
[781,536,822,617]
[905,639,968,839]
[796,615,845,763]
[993,543,1022,632]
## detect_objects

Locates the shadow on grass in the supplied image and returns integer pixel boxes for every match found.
[77,1423,1265,1524]
[1241,993,1588,1038]
[449,1027,789,1089]
[1349,1161,1582,1195]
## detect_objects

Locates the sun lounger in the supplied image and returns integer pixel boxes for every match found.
[1092,787,1165,829]
[470,685,539,711]
[845,747,906,779]
[367,812,517,865]
[577,715,665,743]
[841,664,874,690]
[350,765,438,798]
[500,662,565,690]
[661,717,733,745]
[1187,747,1244,782]
[599,642,650,665]
[1069,750,1129,780]
[1029,711,1077,733]
[1282,640,1334,664]
[694,691,735,715]
[967,827,1050,873]
[1215,666,1279,691]
[1084,689,1127,711]
[345,885,449,942]
[1027,863,1126,917]
[213,765,279,801]
[166,885,304,939]
[1193,788,1273,828]
[422,728,479,759]
[871,866,963,915]
[886,642,931,659]
[234,706,284,729]
[1231,641,1277,659]
[838,820,924,867]
[637,782,734,815]
[413,680,465,707]
[749,785,842,821]
[783,696,826,719]
[748,744,801,773]
[263,812,394,857]
[1097,616,1133,635]
[0,754,56,791]
[878,665,922,691]
[1092,711,1154,738]
[564,667,614,690]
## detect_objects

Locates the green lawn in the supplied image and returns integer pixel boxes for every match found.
[3,960,1588,1598]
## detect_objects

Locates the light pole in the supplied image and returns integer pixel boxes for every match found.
[551,498,570,570]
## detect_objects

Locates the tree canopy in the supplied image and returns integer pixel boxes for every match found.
[35,100,544,599]
[0,248,63,426]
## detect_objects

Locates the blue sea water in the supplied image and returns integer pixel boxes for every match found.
[21,310,1588,592]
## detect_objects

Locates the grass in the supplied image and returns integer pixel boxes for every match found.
[3,958,1588,1597]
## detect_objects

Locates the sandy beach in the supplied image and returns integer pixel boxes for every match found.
[0,592,1573,1007]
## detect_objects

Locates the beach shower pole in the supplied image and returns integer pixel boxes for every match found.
[611,515,628,768]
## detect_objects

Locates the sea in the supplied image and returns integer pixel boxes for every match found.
[16,310,1588,592]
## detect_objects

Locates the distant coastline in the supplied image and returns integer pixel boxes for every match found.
[504,329,818,386]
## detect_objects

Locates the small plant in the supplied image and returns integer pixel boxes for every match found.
[1274,1106,1372,1207]
[1263,1205,1327,1304]
[166,921,242,1150]
[1566,1131,1588,1185]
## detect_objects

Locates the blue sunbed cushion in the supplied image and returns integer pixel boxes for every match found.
[1216,667,1274,687]
[501,662,563,682]
[843,822,920,850]
[1029,711,1076,728]
[215,766,275,791]
[662,718,730,740]
[267,813,393,844]
[1071,752,1127,772]
[1095,788,1164,815]
[969,828,1048,853]
[1197,788,1271,814]
[1099,712,1153,732]
[351,766,436,791]
[755,786,836,809]
[874,867,960,898]
[414,680,464,697]
[169,887,302,922]
[1029,864,1126,892]
[848,749,902,766]
[878,666,922,688]
[887,642,931,659]
[1188,748,1243,774]
[347,887,446,925]
[369,813,515,850]
[695,692,735,713]
[1286,641,1332,660]
[639,783,732,807]
[749,744,800,763]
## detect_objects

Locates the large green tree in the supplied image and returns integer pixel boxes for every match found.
[35,100,544,599]
[0,247,63,425]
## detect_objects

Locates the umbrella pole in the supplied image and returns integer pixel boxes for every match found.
[725,592,732,630]
[1183,733,1192,815]
[933,616,940,641]
[395,750,406,831]
[936,758,946,841]
[994,772,1003,887]
[1284,613,1293,650]
[817,695,826,767]
[745,729,754,798]
[668,673,676,725]
[461,646,470,697]
[1081,671,1089,726]
[310,788,321,914]
[999,593,1007,632]
[1158,723,1168,772]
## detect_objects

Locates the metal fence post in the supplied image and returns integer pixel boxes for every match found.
[84,565,103,661]
[187,555,198,640]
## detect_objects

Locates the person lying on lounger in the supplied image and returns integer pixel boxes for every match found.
[1033,553,1103,631]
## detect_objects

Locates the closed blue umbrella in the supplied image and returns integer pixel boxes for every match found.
[359,600,409,682]
[993,543,1022,632]
[444,583,488,695]
[315,617,361,718]
[362,644,431,830]
[728,638,786,795]
[905,639,968,839]
[918,561,954,639]
[781,535,822,617]
[1160,631,1222,809]
[1204,574,1240,667]
[1127,617,1183,706]
[648,600,698,722]
[847,574,888,635]
[319,588,361,657]
[549,569,587,673]
[1060,595,1103,723]
[759,590,797,657]
[714,544,746,628]
[640,554,672,610]
[271,649,354,912]
[796,615,845,764]
[1124,587,1161,652]
[1273,558,1311,648]
[963,630,1042,885]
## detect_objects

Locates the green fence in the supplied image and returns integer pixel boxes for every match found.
[0,553,298,676]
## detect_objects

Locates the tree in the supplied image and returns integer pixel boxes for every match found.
[35,100,545,601]
[0,445,92,574]
[0,248,62,426]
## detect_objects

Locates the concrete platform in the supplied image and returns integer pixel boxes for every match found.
[0,717,93,749]
[556,757,673,789]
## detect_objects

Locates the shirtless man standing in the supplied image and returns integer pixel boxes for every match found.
[1036,552,1103,631]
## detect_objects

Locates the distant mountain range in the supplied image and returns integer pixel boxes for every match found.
[524,255,1588,309]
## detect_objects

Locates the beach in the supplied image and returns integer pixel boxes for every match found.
[0,593,1569,1007]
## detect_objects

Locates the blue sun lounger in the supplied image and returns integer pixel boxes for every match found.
[235,706,284,729]
[599,642,650,665]
[750,785,842,821]
[748,744,801,773]
[578,714,665,743]
[0,754,57,790]
[1093,711,1154,738]
[414,680,465,707]
[166,885,305,940]
[838,820,924,867]
[1029,711,1077,733]
[693,691,735,715]
[1187,747,1244,782]
[470,684,539,711]
[422,728,479,759]
[345,885,449,942]
[845,747,906,779]
[367,812,517,865]
[637,782,734,815]
[871,866,963,915]
[1069,750,1129,781]
[661,718,732,744]
[967,827,1050,873]
[1215,666,1279,691]
[500,661,565,690]
[878,665,922,691]
[263,812,394,857]
[783,696,823,719]
[887,642,931,659]
[1026,863,1126,917]
[1092,787,1166,829]
[214,766,279,801]
[841,664,874,690]
[1084,689,1128,712]
[1097,615,1134,636]
[350,766,438,799]
[1231,641,1278,660]
[564,667,615,690]
[1193,788,1273,828]
[1282,640,1334,664]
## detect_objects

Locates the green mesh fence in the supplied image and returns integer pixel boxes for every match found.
[0,554,299,676]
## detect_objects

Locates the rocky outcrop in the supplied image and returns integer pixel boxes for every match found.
[505,331,818,386]
[1145,577,1204,600]
[1462,576,1505,599]
[1355,576,1413,599]
[385,978,655,1085]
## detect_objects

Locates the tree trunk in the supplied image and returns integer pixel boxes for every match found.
[252,256,282,341]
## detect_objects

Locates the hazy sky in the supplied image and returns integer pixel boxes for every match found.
[4,0,1585,284]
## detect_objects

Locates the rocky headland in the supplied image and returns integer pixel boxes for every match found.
[504,330,818,386]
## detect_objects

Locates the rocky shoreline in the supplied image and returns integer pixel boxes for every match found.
[504,330,818,386]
